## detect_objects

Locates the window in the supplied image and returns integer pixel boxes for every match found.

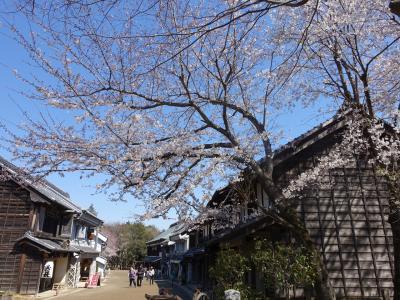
[87,227,95,240]
[73,223,87,239]
[42,214,58,236]
[60,216,73,236]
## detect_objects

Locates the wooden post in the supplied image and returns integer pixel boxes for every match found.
[28,204,36,231]
[16,254,27,294]
[381,289,390,300]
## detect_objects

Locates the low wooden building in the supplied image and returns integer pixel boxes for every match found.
[201,112,396,299]
[0,157,104,295]
[145,222,184,279]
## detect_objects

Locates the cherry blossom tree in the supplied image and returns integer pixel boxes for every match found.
[1,0,400,299]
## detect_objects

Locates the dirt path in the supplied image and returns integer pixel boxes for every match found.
[51,270,189,300]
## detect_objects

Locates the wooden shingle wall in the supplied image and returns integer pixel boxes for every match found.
[276,141,395,298]
[0,180,35,293]
[19,251,42,294]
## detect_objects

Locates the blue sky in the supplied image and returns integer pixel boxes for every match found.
[0,12,335,230]
[0,16,177,229]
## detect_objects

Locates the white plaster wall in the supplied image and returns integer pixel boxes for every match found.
[53,256,69,284]
[97,262,105,279]
[90,259,97,276]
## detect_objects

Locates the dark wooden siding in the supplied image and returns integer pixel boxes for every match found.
[0,180,34,293]
[276,138,395,298]
[19,251,42,294]
[0,254,21,293]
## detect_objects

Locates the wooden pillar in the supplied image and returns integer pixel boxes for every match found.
[36,260,43,295]
[28,203,36,231]
[16,254,27,293]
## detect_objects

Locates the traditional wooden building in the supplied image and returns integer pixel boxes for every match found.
[145,222,186,279]
[201,112,396,299]
[0,157,105,295]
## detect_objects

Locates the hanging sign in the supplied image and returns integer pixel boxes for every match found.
[41,261,54,278]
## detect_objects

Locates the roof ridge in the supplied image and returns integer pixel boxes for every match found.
[272,109,351,157]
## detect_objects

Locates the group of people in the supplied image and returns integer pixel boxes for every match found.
[128,265,156,287]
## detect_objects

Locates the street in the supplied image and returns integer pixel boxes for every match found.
[51,270,189,300]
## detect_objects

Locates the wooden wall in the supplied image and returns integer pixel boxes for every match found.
[0,180,41,294]
[19,250,42,295]
[276,138,395,298]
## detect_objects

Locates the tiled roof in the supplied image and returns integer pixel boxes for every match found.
[272,110,347,157]
[73,244,100,254]
[16,232,101,254]
[271,109,363,167]
[146,222,185,245]
[0,155,81,212]
[78,210,103,226]
[16,232,79,253]
[209,110,351,206]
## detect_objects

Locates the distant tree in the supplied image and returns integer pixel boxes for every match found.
[101,223,125,269]
[87,203,98,216]
[102,222,159,269]
[100,225,120,257]
[122,223,159,265]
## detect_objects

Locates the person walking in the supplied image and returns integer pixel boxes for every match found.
[137,265,144,287]
[148,266,155,285]
[128,266,137,287]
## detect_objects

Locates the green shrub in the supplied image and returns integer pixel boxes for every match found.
[209,240,318,299]
[252,239,318,298]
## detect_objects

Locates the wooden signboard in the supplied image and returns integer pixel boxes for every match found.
[86,273,100,288]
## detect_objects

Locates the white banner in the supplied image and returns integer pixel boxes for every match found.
[41,261,54,278]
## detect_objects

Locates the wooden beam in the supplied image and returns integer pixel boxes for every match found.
[35,260,43,296]
[29,203,36,231]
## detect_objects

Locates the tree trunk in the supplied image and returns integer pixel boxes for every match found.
[285,287,290,300]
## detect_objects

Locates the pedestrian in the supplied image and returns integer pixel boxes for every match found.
[148,266,155,285]
[137,265,144,287]
[128,266,137,287]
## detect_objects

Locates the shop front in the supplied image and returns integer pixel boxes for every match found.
[15,233,78,293]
